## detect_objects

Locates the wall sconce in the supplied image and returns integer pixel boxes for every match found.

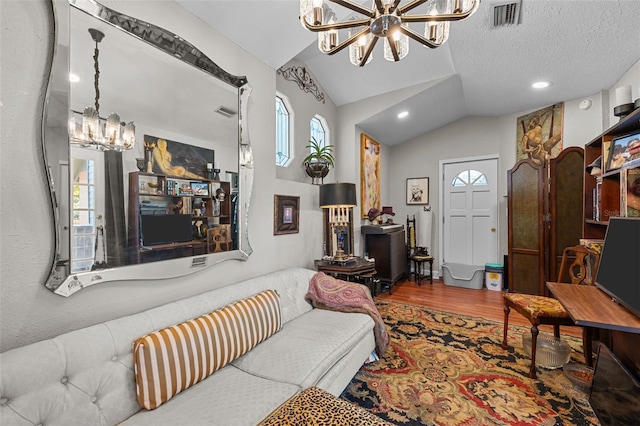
[319,183,356,260]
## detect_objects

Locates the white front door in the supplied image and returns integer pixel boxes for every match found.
[442,157,498,266]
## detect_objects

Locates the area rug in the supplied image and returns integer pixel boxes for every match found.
[341,300,599,425]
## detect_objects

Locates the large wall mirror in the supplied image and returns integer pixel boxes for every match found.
[44,0,253,296]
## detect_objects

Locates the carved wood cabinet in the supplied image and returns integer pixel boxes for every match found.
[507,147,585,295]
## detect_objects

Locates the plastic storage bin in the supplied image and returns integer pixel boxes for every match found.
[485,263,504,291]
[441,263,484,289]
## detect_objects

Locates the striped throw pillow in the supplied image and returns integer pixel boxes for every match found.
[133,289,281,410]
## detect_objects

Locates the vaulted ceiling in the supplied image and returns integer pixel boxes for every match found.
[176,0,640,145]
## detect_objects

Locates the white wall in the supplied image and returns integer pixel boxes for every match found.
[0,0,323,352]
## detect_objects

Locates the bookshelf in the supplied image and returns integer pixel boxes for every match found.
[583,108,640,239]
[127,172,231,264]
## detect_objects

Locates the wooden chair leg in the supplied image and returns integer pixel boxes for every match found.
[502,302,510,350]
[583,327,593,367]
[529,325,539,379]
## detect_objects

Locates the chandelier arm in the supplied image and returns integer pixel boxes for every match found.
[387,35,400,61]
[318,27,369,55]
[400,26,442,49]
[358,36,378,67]
[389,0,402,14]
[328,0,375,17]
[397,0,431,15]
[302,16,370,32]
[373,0,385,14]
[401,1,480,22]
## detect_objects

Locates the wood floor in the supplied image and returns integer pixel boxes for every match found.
[377,277,581,338]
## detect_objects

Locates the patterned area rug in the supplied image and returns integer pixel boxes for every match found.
[341,300,599,425]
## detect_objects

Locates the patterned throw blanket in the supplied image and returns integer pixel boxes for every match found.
[305,272,389,356]
[258,386,393,425]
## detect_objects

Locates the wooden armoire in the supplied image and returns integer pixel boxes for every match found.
[507,147,584,295]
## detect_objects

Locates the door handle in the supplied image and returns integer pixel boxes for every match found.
[490,227,496,232]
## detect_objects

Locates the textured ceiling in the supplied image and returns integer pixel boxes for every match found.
[176,0,640,145]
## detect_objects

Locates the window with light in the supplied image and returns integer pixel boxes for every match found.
[276,95,293,166]
[451,169,488,187]
[310,115,328,150]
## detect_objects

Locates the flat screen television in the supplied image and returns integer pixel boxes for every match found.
[589,343,640,425]
[141,214,193,246]
[594,217,640,318]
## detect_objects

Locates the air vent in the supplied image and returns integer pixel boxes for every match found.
[492,0,522,27]
[191,256,207,268]
[215,106,237,118]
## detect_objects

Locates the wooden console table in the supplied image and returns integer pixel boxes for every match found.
[546,282,640,333]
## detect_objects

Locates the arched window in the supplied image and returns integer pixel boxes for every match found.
[451,169,488,187]
[310,114,329,150]
[275,93,293,166]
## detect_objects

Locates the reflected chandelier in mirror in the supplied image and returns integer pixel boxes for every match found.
[44,0,253,296]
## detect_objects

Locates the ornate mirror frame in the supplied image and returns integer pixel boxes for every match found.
[44,0,253,297]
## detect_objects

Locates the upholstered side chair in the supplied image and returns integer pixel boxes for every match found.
[502,245,600,379]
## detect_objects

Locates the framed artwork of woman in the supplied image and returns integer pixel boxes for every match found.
[360,133,381,219]
[144,135,214,179]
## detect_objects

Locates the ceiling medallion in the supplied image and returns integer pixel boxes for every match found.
[300,0,479,67]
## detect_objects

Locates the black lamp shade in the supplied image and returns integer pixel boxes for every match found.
[319,183,356,208]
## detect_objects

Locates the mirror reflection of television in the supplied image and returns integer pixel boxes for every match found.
[594,217,640,318]
[589,344,640,425]
[141,214,193,246]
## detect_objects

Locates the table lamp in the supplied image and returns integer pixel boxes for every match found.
[319,183,356,260]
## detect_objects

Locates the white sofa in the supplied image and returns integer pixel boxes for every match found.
[0,268,376,425]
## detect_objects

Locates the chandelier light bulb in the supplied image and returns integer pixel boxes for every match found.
[349,30,373,66]
[312,0,323,25]
[384,26,408,61]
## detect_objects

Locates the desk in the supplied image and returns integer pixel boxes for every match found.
[546,282,640,333]
[314,258,378,295]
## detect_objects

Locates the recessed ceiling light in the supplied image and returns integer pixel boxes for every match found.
[69,73,80,83]
[532,81,550,89]
[397,111,409,119]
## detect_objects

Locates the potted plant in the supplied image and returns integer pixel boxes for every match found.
[303,137,335,184]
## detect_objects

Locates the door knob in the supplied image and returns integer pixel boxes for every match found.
[491,227,496,232]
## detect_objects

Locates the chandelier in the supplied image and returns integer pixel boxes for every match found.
[300,0,479,67]
[69,28,135,151]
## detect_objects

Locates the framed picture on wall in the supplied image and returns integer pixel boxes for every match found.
[360,133,381,218]
[406,177,429,205]
[274,195,300,235]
